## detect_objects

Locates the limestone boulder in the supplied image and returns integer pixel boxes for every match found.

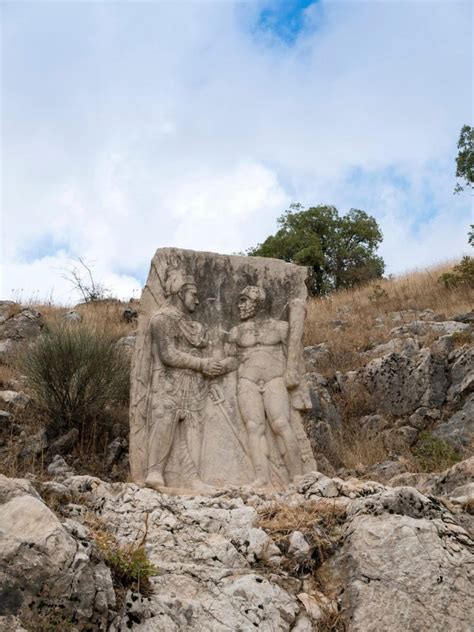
[62,309,82,322]
[305,372,342,453]
[366,459,408,483]
[452,311,474,324]
[428,456,474,496]
[320,486,474,631]
[390,319,470,338]
[45,471,473,631]
[304,343,330,371]
[388,457,474,499]
[0,308,43,362]
[0,474,115,627]
[359,414,390,436]
[361,336,419,360]
[0,302,18,324]
[115,331,137,359]
[351,350,448,416]
[433,394,474,449]
[0,391,30,407]
[448,346,474,403]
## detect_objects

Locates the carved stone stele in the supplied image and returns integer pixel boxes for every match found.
[130,248,316,492]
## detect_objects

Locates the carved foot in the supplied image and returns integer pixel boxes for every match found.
[145,471,166,491]
[186,479,217,495]
[253,478,273,491]
[289,473,306,484]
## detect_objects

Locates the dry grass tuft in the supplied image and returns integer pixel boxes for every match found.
[0,363,20,389]
[328,424,389,471]
[258,499,346,573]
[258,499,344,537]
[317,609,347,632]
[452,330,473,348]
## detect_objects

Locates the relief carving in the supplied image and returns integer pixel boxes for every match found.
[130,248,316,492]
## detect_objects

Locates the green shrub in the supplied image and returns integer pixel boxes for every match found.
[368,283,389,302]
[91,517,157,595]
[21,323,130,436]
[438,256,474,289]
[107,545,157,587]
[413,431,461,472]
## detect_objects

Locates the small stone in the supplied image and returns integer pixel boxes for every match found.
[452,311,474,324]
[123,307,138,323]
[0,390,30,407]
[47,455,75,479]
[19,429,48,458]
[48,428,79,455]
[63,310,82,322]
[288,531,310,560]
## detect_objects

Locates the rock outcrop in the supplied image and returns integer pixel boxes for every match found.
[0,303,43,363]
[1,465,472,631]
[0,474,115,629]
[304,313,473,458]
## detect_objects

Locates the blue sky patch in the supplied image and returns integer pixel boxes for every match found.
[20,234,70,263]
[255,0,317,44]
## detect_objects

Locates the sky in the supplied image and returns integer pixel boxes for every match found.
[1,0,473,304]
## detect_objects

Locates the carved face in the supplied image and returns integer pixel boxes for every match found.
[180,285,199,313]
[238,294,257,320]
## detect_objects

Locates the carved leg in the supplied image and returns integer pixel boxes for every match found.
[237,379,270,486]
[264,378,302,481]
[178,420,216,494]
[145,412,178,491]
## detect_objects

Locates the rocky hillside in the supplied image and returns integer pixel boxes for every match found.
[0,262,473,630]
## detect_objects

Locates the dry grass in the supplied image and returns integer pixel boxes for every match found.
[258,499,346,539]
[305,261,473,377]
[257,499,346,572]
[35,299,136,342]
[257,499,347,628]
[0,363,20,389]
[452,330,474,348]
[328,424,389,471]
[0,402,49,479]
[319,382,389,470]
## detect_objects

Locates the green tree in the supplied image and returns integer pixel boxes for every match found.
[248,204,385,295]
[455,125,474,193]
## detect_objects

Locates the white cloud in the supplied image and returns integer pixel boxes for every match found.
[1,0,472,303]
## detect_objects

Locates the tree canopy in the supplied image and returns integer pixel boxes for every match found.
[455,125,474,193]
[248,204,385,295]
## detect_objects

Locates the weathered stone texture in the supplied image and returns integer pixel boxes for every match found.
[130,248,316,492]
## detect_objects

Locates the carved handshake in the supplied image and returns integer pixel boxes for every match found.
[201,356,238,377]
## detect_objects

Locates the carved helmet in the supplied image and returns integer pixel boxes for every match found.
[164,269,197,297]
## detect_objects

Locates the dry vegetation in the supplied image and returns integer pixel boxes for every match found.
[33,299,136,341]
[257,499,346,573]
[0,299,135,481]
[305,261,473,377]
[304,261,473,474]
[1,261,472,482]
[83,511,157,599]
[257,499,347,630]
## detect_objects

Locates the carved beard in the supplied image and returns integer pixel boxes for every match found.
[240,302,257,320]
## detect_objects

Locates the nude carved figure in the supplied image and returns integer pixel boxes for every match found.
[228,286,305,486]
